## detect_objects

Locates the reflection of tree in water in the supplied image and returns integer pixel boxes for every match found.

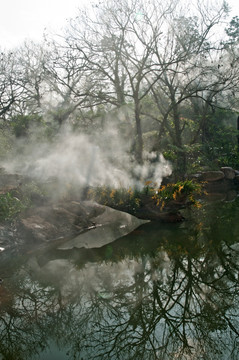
[0,279,54,359]
[1,201,239,359]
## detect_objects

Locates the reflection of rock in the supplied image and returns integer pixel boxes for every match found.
[204,179,235,193]
[134,206,185,222]
[204,187,237,203]
[225,190,237,202]
[58,205,148,250]
[206,193,226,202]
[19,201,147,247]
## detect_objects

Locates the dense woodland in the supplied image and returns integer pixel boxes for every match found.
[1,0,239,178]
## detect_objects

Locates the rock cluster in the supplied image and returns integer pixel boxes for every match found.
[199,167,236,182]
[192,166,239,201]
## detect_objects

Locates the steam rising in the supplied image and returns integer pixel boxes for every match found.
[2,124,172,193]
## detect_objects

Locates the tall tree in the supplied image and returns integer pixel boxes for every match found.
[64,0,179,163]
[142,1,236,174]
[0,50,23,119]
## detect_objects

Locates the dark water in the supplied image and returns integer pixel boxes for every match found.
[1,198,239,360]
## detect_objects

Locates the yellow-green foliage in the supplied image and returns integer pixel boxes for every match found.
[149,180,203,210]
[87,180,203,212]
[87,186,142,211]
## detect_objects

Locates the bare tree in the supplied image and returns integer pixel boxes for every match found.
[0,50,23,119]
[1,42,52,121]
[63,0,180,163]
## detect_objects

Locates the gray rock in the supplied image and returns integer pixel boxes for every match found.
[201,171,225,182]
[19,200,148,246]
[58,206,148,250]
[20,201,95,242]
[220,167,235,180]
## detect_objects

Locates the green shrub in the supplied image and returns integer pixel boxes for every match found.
[146,179,203,210]
[0,192,26,222]
[0,181,47,222]
[87,180,203,213]
[87,186,142,212]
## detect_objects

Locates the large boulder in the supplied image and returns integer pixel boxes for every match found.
[200,171,225,182]
[19,200,147,246]
[19,201,96,242]
[21,215,58,242]
[220,167,236,180]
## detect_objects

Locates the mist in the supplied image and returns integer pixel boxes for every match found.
[2,122,172,196]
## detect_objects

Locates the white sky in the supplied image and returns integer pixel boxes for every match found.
[0,0,239,50]
[0,0,84,49]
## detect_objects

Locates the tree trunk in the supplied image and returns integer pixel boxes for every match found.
[134,102,143,164]
[237,116,239,152]
[173,107,186,177]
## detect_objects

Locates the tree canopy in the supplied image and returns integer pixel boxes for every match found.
[0,0,239,175]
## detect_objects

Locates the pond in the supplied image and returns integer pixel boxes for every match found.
[1,196,239,360]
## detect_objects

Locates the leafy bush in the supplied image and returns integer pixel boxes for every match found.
[145,180,203,210]
[11,114,40,137]
[0,192,26,222]
[162,110,239,174]
[10,114,55,141]
[87,186,142,212]
[0,181,47,222]
[87,180,203,213]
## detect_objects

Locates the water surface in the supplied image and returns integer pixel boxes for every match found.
[1,198,239,360]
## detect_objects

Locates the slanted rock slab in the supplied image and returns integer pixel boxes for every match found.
[58,205,148,250]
